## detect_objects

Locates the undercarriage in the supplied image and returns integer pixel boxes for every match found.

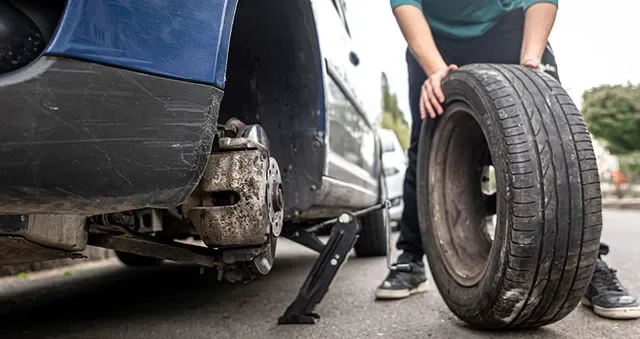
[0,118,284,283]
[0,117,392,325]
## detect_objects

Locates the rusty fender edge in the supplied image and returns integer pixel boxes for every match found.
[0,56,221,215]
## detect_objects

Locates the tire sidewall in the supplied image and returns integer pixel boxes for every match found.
[416,71,511,323]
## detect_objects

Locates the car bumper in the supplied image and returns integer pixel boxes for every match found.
[0,57,222,215]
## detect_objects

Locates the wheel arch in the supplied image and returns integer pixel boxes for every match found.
[220,0,326,221]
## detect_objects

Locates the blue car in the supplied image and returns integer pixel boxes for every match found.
[0,0,388,276]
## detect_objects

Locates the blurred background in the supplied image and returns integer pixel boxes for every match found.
[349,0,640,201]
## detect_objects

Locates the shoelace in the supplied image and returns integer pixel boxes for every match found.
[594,267,625,292]
[608,268,625,292]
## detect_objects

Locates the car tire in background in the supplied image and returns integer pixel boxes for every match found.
[417,64,602,329]
[354,146,389,258]
[115,251,164,267]
[354,205,387,257]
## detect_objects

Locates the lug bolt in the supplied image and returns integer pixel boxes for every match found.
[272,185,284,212]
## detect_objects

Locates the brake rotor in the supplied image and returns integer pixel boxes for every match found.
[241,124,283,276]
[266,157,284,237]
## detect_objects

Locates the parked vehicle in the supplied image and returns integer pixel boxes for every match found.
[379,129,407,223]
[0,0,388,279]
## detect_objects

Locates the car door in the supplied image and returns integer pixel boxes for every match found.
[318,0,378,196]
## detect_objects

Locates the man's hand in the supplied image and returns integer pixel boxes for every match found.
[521,58,540,69]
[420,64,458,120]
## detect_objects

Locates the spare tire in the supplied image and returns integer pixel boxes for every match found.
[417,64,602,329]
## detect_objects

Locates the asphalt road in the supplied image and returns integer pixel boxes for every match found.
[1,210,639,339]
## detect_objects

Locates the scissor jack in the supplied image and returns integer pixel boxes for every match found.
[277,201,411,325]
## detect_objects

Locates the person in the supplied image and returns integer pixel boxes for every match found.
[375,0,640,320]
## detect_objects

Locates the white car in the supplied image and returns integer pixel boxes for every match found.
[379,129,407,223]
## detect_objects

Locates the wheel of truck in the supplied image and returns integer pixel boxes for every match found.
[115,251,163,267]
[354,150,389,257]
[417,64,602,329]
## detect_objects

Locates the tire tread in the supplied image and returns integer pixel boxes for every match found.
[444,64,601,329]
[489,65,600,328]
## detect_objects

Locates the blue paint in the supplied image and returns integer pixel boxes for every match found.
[45,0,238,88]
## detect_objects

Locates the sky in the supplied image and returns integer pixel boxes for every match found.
[347,0,640,125]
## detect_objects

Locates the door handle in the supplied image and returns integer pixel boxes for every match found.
[349,51,360,66]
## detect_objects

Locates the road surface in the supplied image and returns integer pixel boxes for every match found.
[1,210,639,339]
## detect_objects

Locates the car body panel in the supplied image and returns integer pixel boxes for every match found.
[0,0,384,218]
[315,0,379,200]
[45,0,238,88]
[0,57,220,215]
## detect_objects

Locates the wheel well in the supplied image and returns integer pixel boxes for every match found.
[220,0,325,220]
[1,0,66,75]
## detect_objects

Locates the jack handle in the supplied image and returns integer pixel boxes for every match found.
[382,200,411,273]
[302,200,411,273]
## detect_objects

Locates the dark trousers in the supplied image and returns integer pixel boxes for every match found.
[396,9,563,260]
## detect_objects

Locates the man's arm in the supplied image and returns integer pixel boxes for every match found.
[520,1,559,66]
[391,1,457,118]
[391,2,447,76]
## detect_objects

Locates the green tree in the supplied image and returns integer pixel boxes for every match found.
[582,84,640,154]
[582,84,640,183]
[380,72,410,150]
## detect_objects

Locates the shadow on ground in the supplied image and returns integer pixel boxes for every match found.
[0,231,631,339]
[0,251,321,338]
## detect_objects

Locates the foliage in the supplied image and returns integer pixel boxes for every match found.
[582,84,640,155]
[381,112,410,150]
[618,152,640,183]
[380,72,410,150]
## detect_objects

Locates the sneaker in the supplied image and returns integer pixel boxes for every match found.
[375,252,427,300]
[582,259,640,320]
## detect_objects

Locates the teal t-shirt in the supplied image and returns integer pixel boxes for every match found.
[390,0,559,40]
